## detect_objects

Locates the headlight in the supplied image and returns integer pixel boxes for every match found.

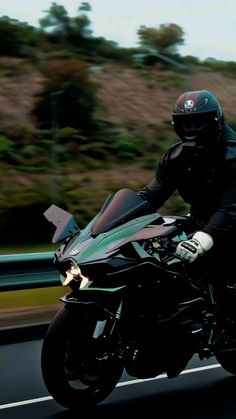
[61,261,90,289]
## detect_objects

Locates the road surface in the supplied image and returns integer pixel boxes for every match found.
[1,339,236,418]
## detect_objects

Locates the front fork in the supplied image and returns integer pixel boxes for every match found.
[91,300,123,361]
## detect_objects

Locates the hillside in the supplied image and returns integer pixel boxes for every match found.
[91,63,236,126]
[1,60,236,133]
[1,60,236,245]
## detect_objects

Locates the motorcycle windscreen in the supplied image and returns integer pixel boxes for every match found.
[44,204,80,243]
[91,188,155,236]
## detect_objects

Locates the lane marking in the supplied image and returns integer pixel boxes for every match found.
[0,363,221,410]
[116,363,222,386]
[0,396,52,410]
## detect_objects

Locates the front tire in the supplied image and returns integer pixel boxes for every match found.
[41,306,124,409]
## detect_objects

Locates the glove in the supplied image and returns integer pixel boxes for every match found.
[175,231,213,263]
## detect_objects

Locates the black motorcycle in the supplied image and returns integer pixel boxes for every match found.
[41,188,236,409]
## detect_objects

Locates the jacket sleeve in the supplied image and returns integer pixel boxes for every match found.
[138,151,177,210]
[202,153,236,244]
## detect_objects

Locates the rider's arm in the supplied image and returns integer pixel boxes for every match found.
[138,146,178,210]
[177,147,236,262]
[202,151,236,246]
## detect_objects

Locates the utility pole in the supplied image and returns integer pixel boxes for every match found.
[50,91,62,204]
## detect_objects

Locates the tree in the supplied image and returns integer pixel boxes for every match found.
[39,3,70,31]
[79,2,92,12]
[32,59,98,130]
[137,23,185,55]
[39,2,92,49]
[0,16,38,56]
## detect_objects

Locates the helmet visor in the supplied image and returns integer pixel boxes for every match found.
[172,111,219,142]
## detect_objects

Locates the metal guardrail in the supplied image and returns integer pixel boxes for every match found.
[0,252,61,292]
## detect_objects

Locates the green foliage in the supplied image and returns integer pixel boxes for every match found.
[1,2,236,249]
[182,55,200,65]
[0,16,39,57]
[45,48,79,59]
[112,134,143,159]
[0,135,18,162]
[39,3,69,30]
[137,23,185,55]
[32,58,98,130]
[58,126,82,138]
[228,118,236,131]
[90,38,135,64]
[16,144,50,169]
[79,141,110,160]
[201,59,236,78]
[143,68,184,88]
[39,1,93,52]
[79,3,92,12]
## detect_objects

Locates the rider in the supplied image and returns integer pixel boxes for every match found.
[138,90,236,332]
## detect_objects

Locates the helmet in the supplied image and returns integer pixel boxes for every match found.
[172,90,224,146]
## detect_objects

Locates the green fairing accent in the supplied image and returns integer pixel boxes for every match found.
[80,285,126,292]
[179,232,188,240]
[77,213,160,263]
[208,284,216,304]
[132,242,150,258]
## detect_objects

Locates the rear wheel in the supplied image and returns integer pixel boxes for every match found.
[215,349,236,375]
[214,297,236,375]
[214,339,236,375]
[41,306,124,409]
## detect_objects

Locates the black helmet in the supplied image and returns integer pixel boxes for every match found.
[172,90,224,146]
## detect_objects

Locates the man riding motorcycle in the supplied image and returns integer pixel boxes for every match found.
[138,90,236,334]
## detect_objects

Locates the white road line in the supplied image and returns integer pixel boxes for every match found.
[116,363,222,386]
[0,396,53,410]
[0,363,221,410]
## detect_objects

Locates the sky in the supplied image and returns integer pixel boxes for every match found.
[0,0,236,62]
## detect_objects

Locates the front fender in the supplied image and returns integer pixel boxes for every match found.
[60,286,126,319]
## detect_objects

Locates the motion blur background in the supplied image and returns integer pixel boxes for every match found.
[1,0,236,328]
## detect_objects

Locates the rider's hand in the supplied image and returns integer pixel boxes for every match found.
[175,231,213,263]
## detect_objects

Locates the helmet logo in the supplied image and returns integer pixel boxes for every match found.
[184,100,195,110]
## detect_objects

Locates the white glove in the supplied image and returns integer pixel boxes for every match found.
[175,231,213,263]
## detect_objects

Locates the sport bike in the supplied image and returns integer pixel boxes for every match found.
[41,188,236,409]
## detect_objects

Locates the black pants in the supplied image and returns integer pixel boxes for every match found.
[183,215,236,286]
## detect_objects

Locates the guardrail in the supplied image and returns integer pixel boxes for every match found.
[0,252,61,292]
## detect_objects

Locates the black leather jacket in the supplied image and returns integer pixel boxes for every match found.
[139,123,236,245]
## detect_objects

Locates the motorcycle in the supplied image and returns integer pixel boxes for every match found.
[41,188,236,410]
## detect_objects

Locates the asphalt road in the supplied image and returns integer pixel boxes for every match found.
[1,339,236,419]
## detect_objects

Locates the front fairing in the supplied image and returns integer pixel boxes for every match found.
[56,212,162,266]
[50,189,186,291]
[51,188,159,266]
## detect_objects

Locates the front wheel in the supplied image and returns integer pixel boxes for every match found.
[41,306,124,409]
